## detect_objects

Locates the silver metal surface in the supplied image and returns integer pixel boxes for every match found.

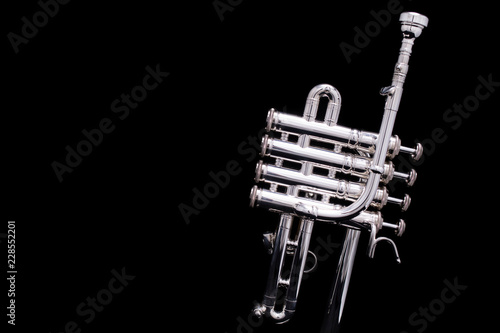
[250,12,428,333]
[320,229,360,333]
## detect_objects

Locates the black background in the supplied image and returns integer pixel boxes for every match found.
[4,0,499,332]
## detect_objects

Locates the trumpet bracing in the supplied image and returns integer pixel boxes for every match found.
[249,12,428,333]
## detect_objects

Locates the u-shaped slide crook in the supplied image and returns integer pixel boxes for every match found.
[367,224,401,264]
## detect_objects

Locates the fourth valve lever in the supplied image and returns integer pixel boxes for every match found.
[249,11,429,333]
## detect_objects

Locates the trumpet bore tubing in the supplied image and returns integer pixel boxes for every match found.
[258,163,390,209]
[267,110,401,158]
[261,214,314,322]
[261,214,291,319]
[262,136,395,183]
[320,229,360,333]
[250,186,382,229]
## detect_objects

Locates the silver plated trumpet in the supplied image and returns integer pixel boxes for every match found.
[249,12,428,333]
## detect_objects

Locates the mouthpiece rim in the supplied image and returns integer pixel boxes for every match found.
[399,12,429,28]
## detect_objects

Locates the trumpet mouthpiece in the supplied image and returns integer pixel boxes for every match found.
[400,12,429,38]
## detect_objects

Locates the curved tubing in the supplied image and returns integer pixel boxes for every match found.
[303,84,342,126]
[255,214,314,323]
[312,109,397,222]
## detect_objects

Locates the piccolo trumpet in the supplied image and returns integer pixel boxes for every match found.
[249,12,428,333]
